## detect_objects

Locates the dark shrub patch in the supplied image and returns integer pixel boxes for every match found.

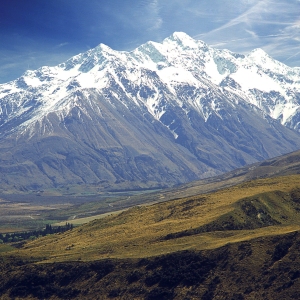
[9,286,29,298]
[145,272,161,287]
[202,290,214,300]
[127,270,142,283]
[4,261,115,299]
[146,287,174,300]
[238,243,252,260]
[108,288,122,298]
[89,261,114,280]
[244,286,253,294]
[145,251,215,288]
[128,286,146,295]
[232,293,244,300]
[272,241,292,262]
[290,270,300,280]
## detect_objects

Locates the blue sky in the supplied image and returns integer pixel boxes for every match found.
[0,0,300,83]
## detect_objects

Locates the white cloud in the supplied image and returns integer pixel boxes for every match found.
[54,42,69,49]
[188,0,300,66]
[195,0,267,38]
[145,0,163,31]
[1,0,300,82]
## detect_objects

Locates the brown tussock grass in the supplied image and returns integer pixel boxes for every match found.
[10,174,300,262]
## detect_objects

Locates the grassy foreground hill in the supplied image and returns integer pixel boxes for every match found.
[1,174,300,299]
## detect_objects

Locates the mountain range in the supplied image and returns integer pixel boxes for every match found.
[0,32,300,193]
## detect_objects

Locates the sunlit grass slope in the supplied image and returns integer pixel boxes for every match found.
[14,175,300,262]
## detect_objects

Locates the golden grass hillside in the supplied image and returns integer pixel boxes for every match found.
[11,174,300,263]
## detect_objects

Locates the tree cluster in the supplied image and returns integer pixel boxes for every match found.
[0,223,73,243]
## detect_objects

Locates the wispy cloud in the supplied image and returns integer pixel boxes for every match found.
[1,0,300,83]
[284,50,300,62]
[146,0,163,31]
[190,0,300,66]
[194,0,267,38]
[0,44,79,83]
[54,42,69,49]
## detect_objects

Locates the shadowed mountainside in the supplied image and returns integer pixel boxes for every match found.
[149,149,300,203]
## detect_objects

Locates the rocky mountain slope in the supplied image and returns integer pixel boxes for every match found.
[0,32,300,193]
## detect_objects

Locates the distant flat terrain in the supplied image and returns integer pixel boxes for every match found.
[1,149,300,233]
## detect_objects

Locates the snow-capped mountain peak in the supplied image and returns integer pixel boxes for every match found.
[1,31,300,134]
[163,31,201,49]
[0,32,300,192]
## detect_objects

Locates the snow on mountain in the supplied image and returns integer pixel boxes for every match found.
[0,32,300,193]
[1,31,299,134]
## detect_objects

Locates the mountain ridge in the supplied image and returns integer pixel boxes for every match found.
[0,32,300,193]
